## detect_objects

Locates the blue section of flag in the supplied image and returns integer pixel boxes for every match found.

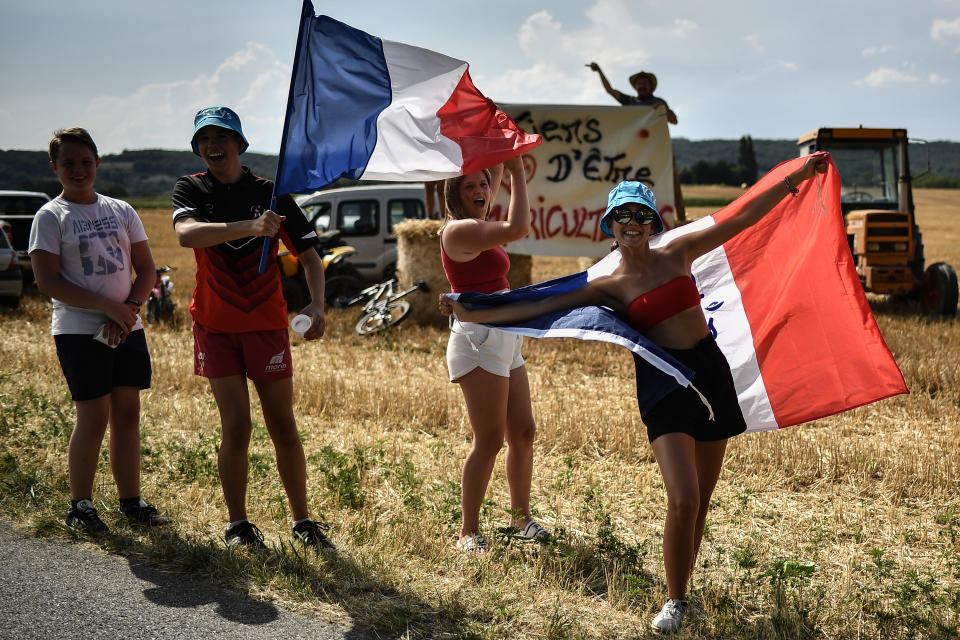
[275,8,392,195]
[454,273,695,414]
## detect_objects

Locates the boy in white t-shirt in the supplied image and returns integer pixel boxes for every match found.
[29,127,170,534]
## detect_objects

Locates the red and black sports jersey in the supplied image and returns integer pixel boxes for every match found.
[172,167,319,333]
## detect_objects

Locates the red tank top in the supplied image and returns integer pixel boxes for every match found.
[625,276,701,332]
[441,241,510,294]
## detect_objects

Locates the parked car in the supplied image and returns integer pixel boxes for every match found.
[294,183,428,281]
[0,222,23,307]
[0,190,51,281]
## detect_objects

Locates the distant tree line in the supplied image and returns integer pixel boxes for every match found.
[2,138,958,196]
[677,136,760,186]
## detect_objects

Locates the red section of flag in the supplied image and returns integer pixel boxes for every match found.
[437,69,541,174]
[715,157,908,427]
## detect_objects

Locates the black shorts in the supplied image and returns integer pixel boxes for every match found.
[54,329,152,402]
[641,335,747,443]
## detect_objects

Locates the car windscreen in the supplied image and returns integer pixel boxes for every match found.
[337,200,379,236]
[388,198,426,231]
[300,201,332,232]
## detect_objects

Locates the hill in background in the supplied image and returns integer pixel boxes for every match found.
[2,139,957,198]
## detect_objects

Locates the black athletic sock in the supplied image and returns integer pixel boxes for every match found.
[119,497,142,509]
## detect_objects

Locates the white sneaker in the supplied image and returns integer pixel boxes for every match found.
[651,598,688,632]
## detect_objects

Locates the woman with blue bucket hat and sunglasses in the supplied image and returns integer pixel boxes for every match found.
[442,152,828,632]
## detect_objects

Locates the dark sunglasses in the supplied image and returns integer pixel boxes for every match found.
[610,206,658,226]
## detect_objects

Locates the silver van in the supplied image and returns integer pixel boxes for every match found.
[295,183,429,281]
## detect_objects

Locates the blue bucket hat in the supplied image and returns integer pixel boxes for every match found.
[191,106,249,156]
[599,181,664,237]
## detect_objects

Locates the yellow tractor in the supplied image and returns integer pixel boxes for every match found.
[798,127,958,315]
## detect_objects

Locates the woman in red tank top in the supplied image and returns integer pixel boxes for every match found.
[444,153,830,631]
[439,156,549,552]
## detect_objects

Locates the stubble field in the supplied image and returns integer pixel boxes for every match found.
[0,187,957,639]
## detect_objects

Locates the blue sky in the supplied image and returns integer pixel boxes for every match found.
[2,0,958,154]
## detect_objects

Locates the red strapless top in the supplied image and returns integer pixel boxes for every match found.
[625,276,701,332]
[441,241,510,294]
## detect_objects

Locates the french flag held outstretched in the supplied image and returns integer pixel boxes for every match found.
[272,1,907,430]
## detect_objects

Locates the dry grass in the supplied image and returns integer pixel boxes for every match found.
[0,188,958,638]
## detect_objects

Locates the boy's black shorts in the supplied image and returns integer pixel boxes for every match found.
[54,329,152,402]
[641,335,747,443]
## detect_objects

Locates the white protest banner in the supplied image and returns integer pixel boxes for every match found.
[488,104,676,257]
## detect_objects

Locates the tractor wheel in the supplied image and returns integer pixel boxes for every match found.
[920,262,958,316]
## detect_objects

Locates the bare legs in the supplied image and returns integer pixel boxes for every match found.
[650,433,728,599]
[456,365,537,542]
[69,386,142,501]
[209,376,309,523]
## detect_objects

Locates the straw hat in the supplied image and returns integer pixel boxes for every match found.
[628,71,658,92]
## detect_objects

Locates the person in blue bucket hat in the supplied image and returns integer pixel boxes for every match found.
[599,181,664,237]
[172,106,334,551]
[190,106,249,155]
[441,152,830,632]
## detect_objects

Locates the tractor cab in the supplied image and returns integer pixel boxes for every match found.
[798,127,957,315]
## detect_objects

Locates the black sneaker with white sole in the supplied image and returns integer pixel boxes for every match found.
[224,520,266,549]
[118,498,172,526]
[66,499,110,534]
[293,519,335,550]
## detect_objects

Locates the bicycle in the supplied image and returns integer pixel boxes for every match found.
[341,278,429,335]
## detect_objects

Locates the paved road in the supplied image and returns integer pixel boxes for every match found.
[0,522,375,640]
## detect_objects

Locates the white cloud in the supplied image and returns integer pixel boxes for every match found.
[777,60,798,71]
[931,18,960,40]
[668,18,699,38]
[79,42,289,153]
[929,72,951,84]
[482,0,698,105]
[857,67,921,87]
[862,44,893,56]
[745,34,765,54]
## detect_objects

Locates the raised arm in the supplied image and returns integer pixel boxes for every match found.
[674,152,830,263]
[442,156,530,256]
[588,62,620,101]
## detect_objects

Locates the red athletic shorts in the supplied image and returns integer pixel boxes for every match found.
[192,322,293,381]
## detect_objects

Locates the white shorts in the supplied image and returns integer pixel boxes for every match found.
[446,319,525,382]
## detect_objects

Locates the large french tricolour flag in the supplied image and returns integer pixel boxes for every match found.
[274,1,542,195]
[455,157,908,431]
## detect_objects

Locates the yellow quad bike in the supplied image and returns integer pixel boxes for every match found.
[798,127,958,316]
[277,229,365,310]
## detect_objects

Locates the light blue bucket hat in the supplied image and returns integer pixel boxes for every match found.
[599,181,664,237]
[191,106,249,155]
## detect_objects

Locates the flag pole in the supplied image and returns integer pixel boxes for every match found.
[259,0,315,274]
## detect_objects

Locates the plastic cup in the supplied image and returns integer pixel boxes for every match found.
[290,314,312,337]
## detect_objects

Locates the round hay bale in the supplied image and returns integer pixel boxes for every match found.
[506,253,532,288]
[394,219,445,327]
[578,256,602,271]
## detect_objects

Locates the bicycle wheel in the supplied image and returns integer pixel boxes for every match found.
[355,300,411,335]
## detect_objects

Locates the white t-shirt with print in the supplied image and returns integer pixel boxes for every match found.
[28,194,148,335]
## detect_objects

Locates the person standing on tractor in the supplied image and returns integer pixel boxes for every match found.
[588,63,686,223]
[172,106,334,550]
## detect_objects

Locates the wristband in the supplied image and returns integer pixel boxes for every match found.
[783,176,799,197]
[125,298,142,308]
